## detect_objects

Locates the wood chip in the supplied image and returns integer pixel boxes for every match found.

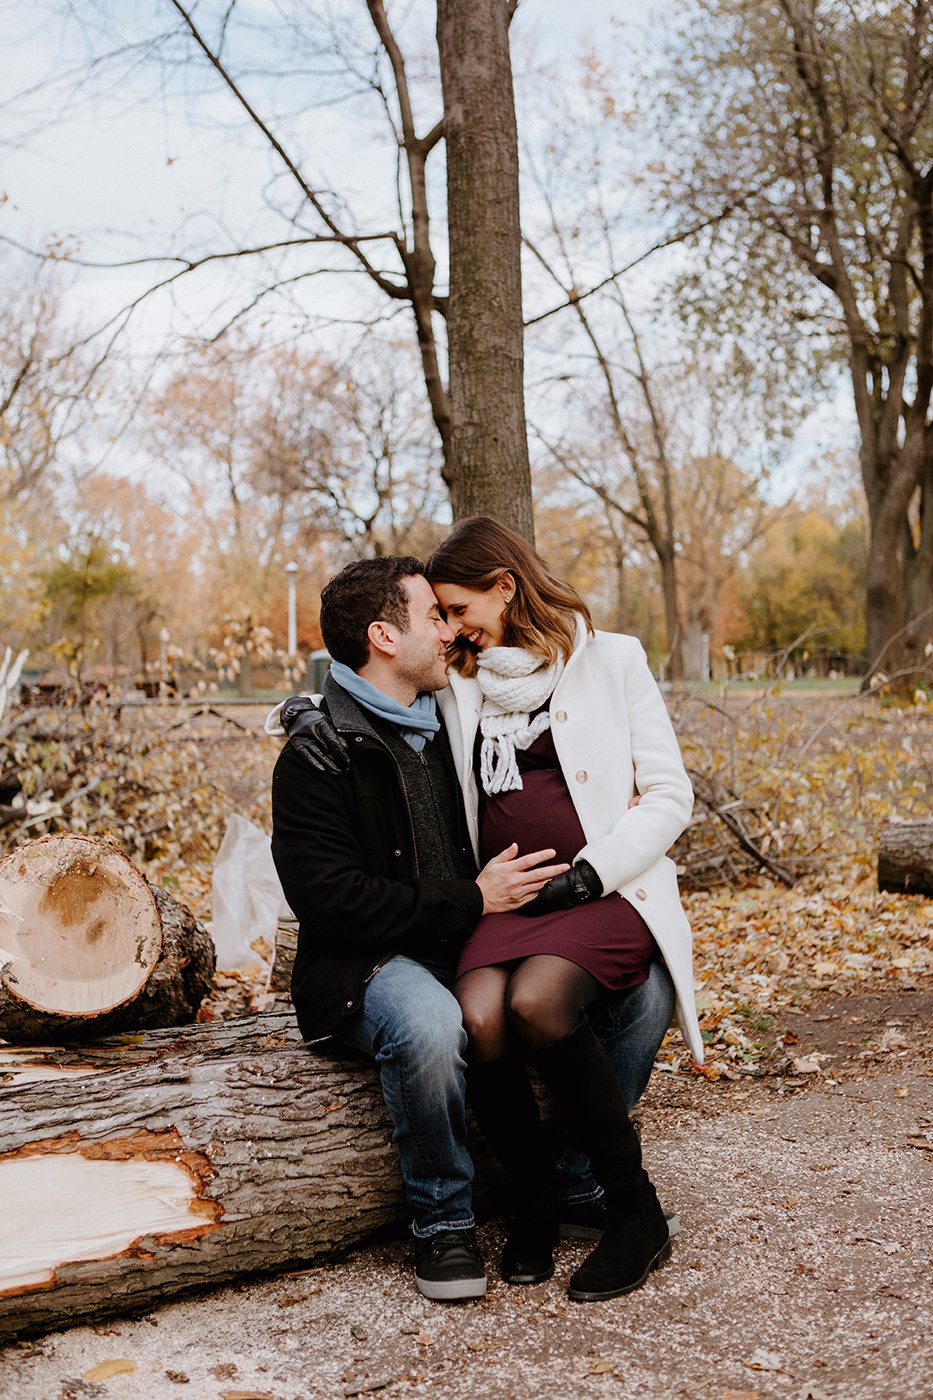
[84,1360,138,1381]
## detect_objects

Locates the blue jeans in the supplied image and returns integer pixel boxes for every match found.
[337,954,474,1239]
[338,953,675,1229]
[556,960,676,1204]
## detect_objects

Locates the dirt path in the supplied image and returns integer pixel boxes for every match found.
[2,995,931,1400]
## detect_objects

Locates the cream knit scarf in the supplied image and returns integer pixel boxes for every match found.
[475,646,565,794]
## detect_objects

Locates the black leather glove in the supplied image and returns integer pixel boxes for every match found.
[517,859,604,916]
[280,696,349,775]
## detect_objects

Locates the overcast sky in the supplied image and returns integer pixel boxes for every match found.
[0,0,852,489]
[1,1,667,288]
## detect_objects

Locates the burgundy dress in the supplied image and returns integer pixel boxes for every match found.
[456,723,656,989]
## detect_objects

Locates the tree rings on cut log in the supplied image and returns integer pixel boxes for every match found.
[0,836,161,1020]
[0,837,214,1044]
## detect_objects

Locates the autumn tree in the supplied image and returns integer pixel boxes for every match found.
[0,259,115,651]
[659,0,933,681]
[248,342,448,560]
[64,472,197,671]
[39,533,148,680]
[146,341,317,656]
[526,259,775,678]
[736,506,868,664]
[0,261,107,504]
[15,1,532,533]
[142,335,447,672]
[515,49,780,677]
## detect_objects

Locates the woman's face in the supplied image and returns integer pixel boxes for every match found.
[432,575,513,651]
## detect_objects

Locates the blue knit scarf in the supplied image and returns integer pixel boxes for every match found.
[329,661,441,752]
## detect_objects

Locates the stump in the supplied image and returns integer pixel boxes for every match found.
[0,1013,501,1341]
[0,835,215,1043]
[877,820,933,896]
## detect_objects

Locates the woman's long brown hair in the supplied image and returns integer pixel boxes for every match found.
[425,516,594,676]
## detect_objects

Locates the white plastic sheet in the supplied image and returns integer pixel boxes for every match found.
[210,814,293,972]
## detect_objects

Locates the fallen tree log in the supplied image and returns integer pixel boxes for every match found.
[0,1011,500,1342]
[878,820,933,896]
[0,835,214,1043]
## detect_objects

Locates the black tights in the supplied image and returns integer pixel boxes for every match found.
[455,955,602,1063]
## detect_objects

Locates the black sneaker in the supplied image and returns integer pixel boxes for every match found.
[559,1199,681,1241]
[414,1228,487,1301]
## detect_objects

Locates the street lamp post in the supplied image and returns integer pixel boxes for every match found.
[285,561,299,656]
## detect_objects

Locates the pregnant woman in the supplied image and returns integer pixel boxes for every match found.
[425,516,701,1302]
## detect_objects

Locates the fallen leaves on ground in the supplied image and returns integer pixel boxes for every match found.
[659,872,933,1079]
[744,1348,783,1371]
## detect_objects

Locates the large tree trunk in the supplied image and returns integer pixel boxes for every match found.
[436,0,534,540]
[658,543,684,682]
[0,1013,499,1341]
[856,344,931,689]
[863,486,916,681]
[0,836,214,1044]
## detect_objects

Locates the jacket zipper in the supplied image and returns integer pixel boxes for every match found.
[344,726,418,990]
[340,724,419,876]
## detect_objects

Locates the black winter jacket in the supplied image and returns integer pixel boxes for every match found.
[270,677,483,1041]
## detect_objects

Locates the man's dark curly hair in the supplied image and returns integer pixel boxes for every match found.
[319,556,425,671]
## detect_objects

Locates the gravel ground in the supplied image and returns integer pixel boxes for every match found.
[2,1019,931,1400]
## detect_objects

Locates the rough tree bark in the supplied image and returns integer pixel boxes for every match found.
[878,821,933,897]
[0,835,214,1044]
[0,1013,501,1341]
[437,0,534,540]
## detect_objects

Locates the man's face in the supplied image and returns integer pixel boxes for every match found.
[392,575,454,694]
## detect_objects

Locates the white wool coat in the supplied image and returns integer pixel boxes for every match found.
[436,617,704,1064]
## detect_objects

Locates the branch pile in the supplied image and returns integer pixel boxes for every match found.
[668,686,933,889]
[0,697,275,912]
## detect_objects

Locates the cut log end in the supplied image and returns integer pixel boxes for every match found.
[0,835,214,1044]
[0,836,161,1017]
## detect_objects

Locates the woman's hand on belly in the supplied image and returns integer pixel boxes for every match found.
[516,859,604,917]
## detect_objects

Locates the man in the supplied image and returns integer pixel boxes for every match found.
[271,556,569,1301]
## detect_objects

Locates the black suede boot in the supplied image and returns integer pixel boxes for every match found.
[466,1056,558,1285]
[530,1019,671,1302]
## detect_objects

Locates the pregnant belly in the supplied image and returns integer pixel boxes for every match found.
[480,767,587,867]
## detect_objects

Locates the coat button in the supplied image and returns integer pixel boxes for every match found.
[575,770,588,783]
[346,1000,354,1009]
[555,710,567,722]
[354,736,363,743]
[635,888,647,900]
[394,849,402,857]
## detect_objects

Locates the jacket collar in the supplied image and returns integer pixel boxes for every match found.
[322,671,383,740]
[558,613,590,687]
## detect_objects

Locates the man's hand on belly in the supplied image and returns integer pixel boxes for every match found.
[476,844,570,914]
